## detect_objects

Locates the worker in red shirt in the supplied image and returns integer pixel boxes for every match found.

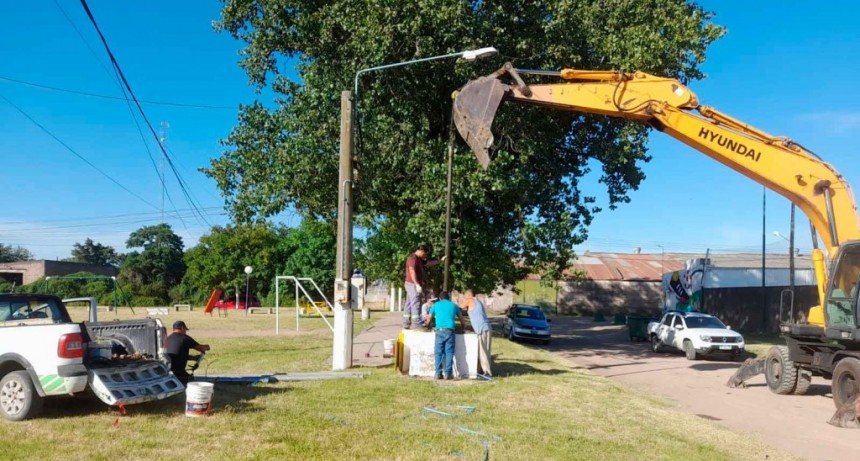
[403,244,439,329]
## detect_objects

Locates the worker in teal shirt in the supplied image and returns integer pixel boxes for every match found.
[426,291,465,380]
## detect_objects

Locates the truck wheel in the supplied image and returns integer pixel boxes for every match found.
[684,340,698,361]
[793,370,812,395]
[0,371,43,421]
[765,346,797,395]
[650,335,663,353]
[832,357,860,408]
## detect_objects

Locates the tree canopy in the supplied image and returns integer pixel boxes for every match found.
[210,0,723,292]
[70,238,121,267]
[183,222,291,299]
[120,224,186,303]
[182,219,336,301]
[0,243,33,263]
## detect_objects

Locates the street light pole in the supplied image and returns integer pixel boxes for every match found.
[332,47,498,371]
[243,266,253,317]
[443,123,454,292]
[657,244,665,310]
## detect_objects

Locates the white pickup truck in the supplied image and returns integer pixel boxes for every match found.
[647,310,745,361]
[0,293,184,421]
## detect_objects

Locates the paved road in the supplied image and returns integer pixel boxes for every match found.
[543,317,859,461]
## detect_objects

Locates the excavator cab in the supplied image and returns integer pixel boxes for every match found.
[822,242,860,341]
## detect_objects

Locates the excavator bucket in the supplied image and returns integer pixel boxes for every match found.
[453,75,510,169]
[725,357,765,388]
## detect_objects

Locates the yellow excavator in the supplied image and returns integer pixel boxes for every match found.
[453,62,860,412]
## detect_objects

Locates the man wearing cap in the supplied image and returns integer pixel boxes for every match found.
[166,320,210,385]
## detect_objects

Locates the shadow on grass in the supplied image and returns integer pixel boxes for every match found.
[39,383,287,419]
[493,360,569,377]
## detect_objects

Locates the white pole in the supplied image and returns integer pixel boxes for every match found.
[332,304,354,370]
[276,277,280,335]
[390,286,395,312]
[398,287,403,311]
[295,279,300,332]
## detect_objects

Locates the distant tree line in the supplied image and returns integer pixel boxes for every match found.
[1,218,337,307]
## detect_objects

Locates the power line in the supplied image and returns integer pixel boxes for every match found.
[0,210,225,234]
[0,75,234,110]
[0,206,224,226]
[78,0,212,230]
[0,93,159,210]
[51,0,117,83]
[50,0,185,233]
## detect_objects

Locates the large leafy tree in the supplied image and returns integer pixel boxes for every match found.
[0,243,33,262]
[210,0,723,292]
[183,222,291,299]
[280,218,337,292]
[70,238,121,267]
[120,224,186,302]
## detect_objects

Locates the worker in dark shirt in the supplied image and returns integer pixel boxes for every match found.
[403,244,439,328]
[166,320,210,385]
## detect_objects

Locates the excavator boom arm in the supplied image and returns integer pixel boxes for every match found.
[453,63,860,259]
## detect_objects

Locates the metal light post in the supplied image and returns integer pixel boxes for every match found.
[761,186,767,332]
[244,266,252,316]
[772,231,789,244]
[332,47,498,370]
[657,244,665,310]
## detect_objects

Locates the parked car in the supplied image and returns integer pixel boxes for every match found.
[503,304,551,345]
[649,310,745,360]
[214,293,261,310]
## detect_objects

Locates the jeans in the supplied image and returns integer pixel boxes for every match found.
[434,329,455,378]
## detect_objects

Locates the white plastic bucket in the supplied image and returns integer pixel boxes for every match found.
[185,382,214,417]
[383,339,395,358]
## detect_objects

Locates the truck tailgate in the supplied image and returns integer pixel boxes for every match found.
[88,361,184,406]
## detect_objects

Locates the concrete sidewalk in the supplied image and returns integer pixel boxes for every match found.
[352,310,403,367]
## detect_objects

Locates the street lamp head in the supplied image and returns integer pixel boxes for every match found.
[244,266,253,275]
[772,231,781,237]
[462,47,498,61]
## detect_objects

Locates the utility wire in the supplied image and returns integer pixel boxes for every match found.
[78,0,212,229]
[0,75,234,110]
[51,0,117,84]
[110,68,191,232]
[1,207,224,226]
[1,210,226,234]
[51,0,187,232]
[0,93,159,210]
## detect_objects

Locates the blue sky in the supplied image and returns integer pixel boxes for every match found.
[1,1,859,261]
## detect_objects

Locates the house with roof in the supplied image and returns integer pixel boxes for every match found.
[554,250,817,333]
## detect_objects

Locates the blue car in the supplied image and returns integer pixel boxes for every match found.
[503,304,551,345]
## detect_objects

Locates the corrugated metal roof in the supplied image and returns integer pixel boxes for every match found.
[563,252,813,282]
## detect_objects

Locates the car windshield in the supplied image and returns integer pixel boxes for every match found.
[684,316,726,329]
[514,308,545,320]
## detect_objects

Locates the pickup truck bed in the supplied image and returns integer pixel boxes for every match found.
[0,294,184,421]
[82,318,183,406]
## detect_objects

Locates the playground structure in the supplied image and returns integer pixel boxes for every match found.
[275,276,335,335]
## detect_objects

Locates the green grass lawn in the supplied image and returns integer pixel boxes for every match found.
[0,310,796,461]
